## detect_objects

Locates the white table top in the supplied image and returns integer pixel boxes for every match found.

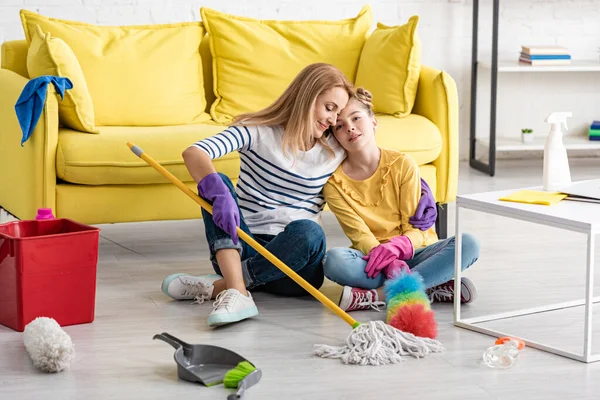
[457,187,599,234]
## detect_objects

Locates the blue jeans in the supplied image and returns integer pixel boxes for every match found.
[323,233,480,290]
[201,173,326,297]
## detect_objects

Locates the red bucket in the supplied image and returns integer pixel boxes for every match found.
[0,218,100,332]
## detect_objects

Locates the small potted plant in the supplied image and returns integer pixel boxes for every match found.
[521,128,534,143]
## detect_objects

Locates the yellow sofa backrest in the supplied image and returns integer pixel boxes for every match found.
[1,40,28,79]
[1,38,217,115]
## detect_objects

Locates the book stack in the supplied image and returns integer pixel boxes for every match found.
[589,121,600,141]
[519,45,571,66]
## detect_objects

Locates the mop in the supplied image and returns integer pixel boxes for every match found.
[127,142,444,366]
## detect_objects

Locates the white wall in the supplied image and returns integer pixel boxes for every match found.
[1,0,599,160]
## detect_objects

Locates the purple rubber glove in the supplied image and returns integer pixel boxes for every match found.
[409,178,437,231]
[362,236,414,279]
[197,173,240,245]
[384,259,411,280]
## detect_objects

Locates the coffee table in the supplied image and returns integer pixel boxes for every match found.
[454,187,600,363]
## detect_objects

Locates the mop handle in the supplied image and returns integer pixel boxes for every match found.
[127,142,359,329]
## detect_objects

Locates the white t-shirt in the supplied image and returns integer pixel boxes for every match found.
[192,124,346,235]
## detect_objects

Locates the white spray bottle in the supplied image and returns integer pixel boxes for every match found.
[543,112,572,191]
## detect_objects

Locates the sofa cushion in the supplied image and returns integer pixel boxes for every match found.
[56,115,441,186]
[355,17,421,117]
[56,124,240,185]
[20,10,210,127]
[374,114,442,165]
[200,6,372,124]
[27,25,97,133]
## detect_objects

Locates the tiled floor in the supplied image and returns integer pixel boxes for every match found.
[1,158,600,399]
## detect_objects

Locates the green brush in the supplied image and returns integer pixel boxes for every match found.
[223,361,256,388]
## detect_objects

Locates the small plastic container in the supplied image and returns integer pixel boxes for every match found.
[35,208,55,220]
[0,218,100,332]
[482,337,525,369]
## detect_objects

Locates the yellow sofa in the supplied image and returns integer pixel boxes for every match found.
[0,13,458,237]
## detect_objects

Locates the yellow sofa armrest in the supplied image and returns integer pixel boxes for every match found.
[0,68,59,219]
[412,65,459,204]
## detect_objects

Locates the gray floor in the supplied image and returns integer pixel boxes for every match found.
[2,158,600,399]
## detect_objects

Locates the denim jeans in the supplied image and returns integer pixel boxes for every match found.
[201,173,326,297]
[323,233,480,290]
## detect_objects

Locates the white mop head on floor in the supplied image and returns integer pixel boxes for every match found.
[23,317,75,373]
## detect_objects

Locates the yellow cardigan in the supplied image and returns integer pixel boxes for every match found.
[323,149,438,255]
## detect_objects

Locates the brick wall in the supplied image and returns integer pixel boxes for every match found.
[1,0,599,160]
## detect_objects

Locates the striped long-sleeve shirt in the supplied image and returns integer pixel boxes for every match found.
[191,124,346,235]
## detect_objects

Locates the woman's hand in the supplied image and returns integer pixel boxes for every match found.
[197,173,240,244]
[362,236,414,278]
[409,178,437,230]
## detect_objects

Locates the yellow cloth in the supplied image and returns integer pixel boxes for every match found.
[200,6,372,124]
[20,9,210,127]
[499,190,567,206]
[27,25,97,133]
[355,17,421,117]
[323,149,438,255]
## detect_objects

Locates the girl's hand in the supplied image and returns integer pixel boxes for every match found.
[384,259,410,279]
[362,236,414,278]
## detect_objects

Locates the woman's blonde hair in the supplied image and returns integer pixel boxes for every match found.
[233,63,355,159]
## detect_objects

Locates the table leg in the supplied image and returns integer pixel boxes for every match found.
[584,233,596,360]
[454,203,463,323]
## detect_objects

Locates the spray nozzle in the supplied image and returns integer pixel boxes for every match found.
[545,112,572,131]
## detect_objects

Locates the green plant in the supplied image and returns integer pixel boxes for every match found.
[521,128,533,134]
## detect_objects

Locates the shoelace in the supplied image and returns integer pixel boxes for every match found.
[212,290,238,311]
[179,278,207,298]
[352,291,386,312]
[192,293,210,305]
[427,286,454,302]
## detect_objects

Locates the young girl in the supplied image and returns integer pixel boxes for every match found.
[322,88,480,312]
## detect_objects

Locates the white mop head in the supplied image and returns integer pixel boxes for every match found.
[23,317,75,373]
[314,320,445,366]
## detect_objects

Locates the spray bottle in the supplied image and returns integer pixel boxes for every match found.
[543,112,572,191]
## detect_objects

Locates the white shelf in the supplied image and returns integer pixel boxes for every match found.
[479,60,600,72]
[478,136,600,152]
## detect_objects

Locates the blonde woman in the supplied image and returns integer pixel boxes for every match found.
[323,89,480,312]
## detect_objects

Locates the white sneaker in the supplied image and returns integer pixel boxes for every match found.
[207,289,259,327]
[161,273,221,302]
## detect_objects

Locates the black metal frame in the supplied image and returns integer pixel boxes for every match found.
[469,0,500,176]
[435,203,448,239]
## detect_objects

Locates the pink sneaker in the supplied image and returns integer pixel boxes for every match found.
[338,286,386,312]
[426,277,477,304]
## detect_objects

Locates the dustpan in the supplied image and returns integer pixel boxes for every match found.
[153,332,262,399]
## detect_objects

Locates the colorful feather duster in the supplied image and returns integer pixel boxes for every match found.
[384,271,438,339]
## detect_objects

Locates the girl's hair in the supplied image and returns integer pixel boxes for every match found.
[233,63,355,158]
[353,87,374,116]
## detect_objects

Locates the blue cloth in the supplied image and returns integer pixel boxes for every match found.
[14,76,72,146]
